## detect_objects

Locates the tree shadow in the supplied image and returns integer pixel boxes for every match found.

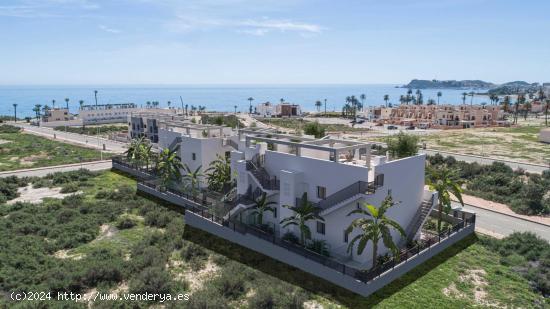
[183,224,479,307]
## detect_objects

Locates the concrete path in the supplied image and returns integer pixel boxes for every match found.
[0,160,112,178]
[453,201,550,242]
[14,124,127,154]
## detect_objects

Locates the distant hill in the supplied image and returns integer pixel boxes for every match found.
[402,79,495,89]
[488,81,542,95]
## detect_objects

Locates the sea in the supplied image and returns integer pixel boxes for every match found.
[0,85,491,118]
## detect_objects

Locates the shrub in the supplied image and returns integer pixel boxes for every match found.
[282,232,299,244]
[248,289,275,309]
[303,121,326,138]
[0,124,21,133]
[60,182,79,193]
[386,132,419,158]
[116,215,137,229]
[129,267,173,295]
[306,239,330,257]
[144,210,172,228]
[180,242,208,270]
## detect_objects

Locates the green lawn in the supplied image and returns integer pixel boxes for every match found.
[0,171,546,308]
[0,131,110,171]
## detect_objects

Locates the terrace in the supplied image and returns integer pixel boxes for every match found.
[111,155,475,297]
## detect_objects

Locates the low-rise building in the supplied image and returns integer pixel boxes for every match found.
[369,104,508,129]
[128,111,188,143]
[256,102,276,117]
[276,103,302,117]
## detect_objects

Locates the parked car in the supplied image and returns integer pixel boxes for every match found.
[387,125,398,130]
[405,126,415,130]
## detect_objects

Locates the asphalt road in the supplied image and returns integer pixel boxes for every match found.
[453,202,550,242]
[15,124,127,154]
[0,160,112,178]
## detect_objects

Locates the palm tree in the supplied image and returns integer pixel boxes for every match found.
[314,100,322,112]
[437,91,442,105]
[234,105,238,114]
[360,94,366,110]
[64,98,69,110]
[146,101,151,109]
[280,193,323,245]
[12,103,17,122]
[280,98,284,104]
[94,90,98,107]
[52,99,56,109]
[125,136,146,166]
[248,97,254,114]
[501,96,511,113]
[406,89,413,105]
[469,91,475,105]
[324,99,327,116]
[33,104,42,121]
[250,192,277,226]
[183,164,203,197]
[383,95,389,108]
[79,100,84,110]
[156,146,183,189]
[461,92,468,105]
[426,166,464,233]
[205,154,232,193]
[345,194,405,268]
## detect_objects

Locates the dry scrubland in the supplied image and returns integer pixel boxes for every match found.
[0,170,547,308]
[0,125,109,171]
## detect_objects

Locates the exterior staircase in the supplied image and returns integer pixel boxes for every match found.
[406,195,436,241]
[168,136,182,151]
[246,156,280,191]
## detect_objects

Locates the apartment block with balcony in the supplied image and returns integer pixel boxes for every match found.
[229,130,437,268]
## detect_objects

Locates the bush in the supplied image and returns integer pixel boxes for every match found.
[0,124,21,133]
[303,121,326,138]
[129,267,173,295]
[180,242,208,270]
[387,132,419,158]
[482,232,550,296]
[144,210,172,228]
[116,215,137,229]
[248,289,275,309]
[306,239,330,257]
[60,182,79,193]
[282,232,299,244]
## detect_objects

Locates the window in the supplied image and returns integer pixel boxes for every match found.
[344,230,348,243]
[316,221,325,235]
[273,208,277,218]
[317,186,326,199]
[192,153,196,160]
[375,174,384,187]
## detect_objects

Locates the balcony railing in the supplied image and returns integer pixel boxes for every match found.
[298,180,380,212]
[116,157,475,286]
[184,188,476,284]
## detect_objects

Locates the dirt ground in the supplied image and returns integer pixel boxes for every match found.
[7,185,82,205]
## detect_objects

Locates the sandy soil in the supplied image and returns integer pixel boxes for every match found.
[94,224,118,242]
[7,185,82,205]
[443,269,501,307]
[179,258,220,292]
[0,139,10,145]
[54,249,84,260]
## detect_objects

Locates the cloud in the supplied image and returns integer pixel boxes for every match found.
[166,15,324,36]
[99,25,121,34]
[240,18,323,35]
[0,0,99,18]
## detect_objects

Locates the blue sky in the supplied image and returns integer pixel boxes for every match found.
[1,0,549,85]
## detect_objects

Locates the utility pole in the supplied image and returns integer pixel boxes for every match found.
[324,99,327,117]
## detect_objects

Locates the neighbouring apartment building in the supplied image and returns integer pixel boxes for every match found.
[127,111,186,143]
[255,102,302,117]
[368,104,508,128]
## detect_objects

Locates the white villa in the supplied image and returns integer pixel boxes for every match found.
[131,113,437,269]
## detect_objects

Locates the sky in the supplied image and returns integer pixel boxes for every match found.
[1,0,549,85]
